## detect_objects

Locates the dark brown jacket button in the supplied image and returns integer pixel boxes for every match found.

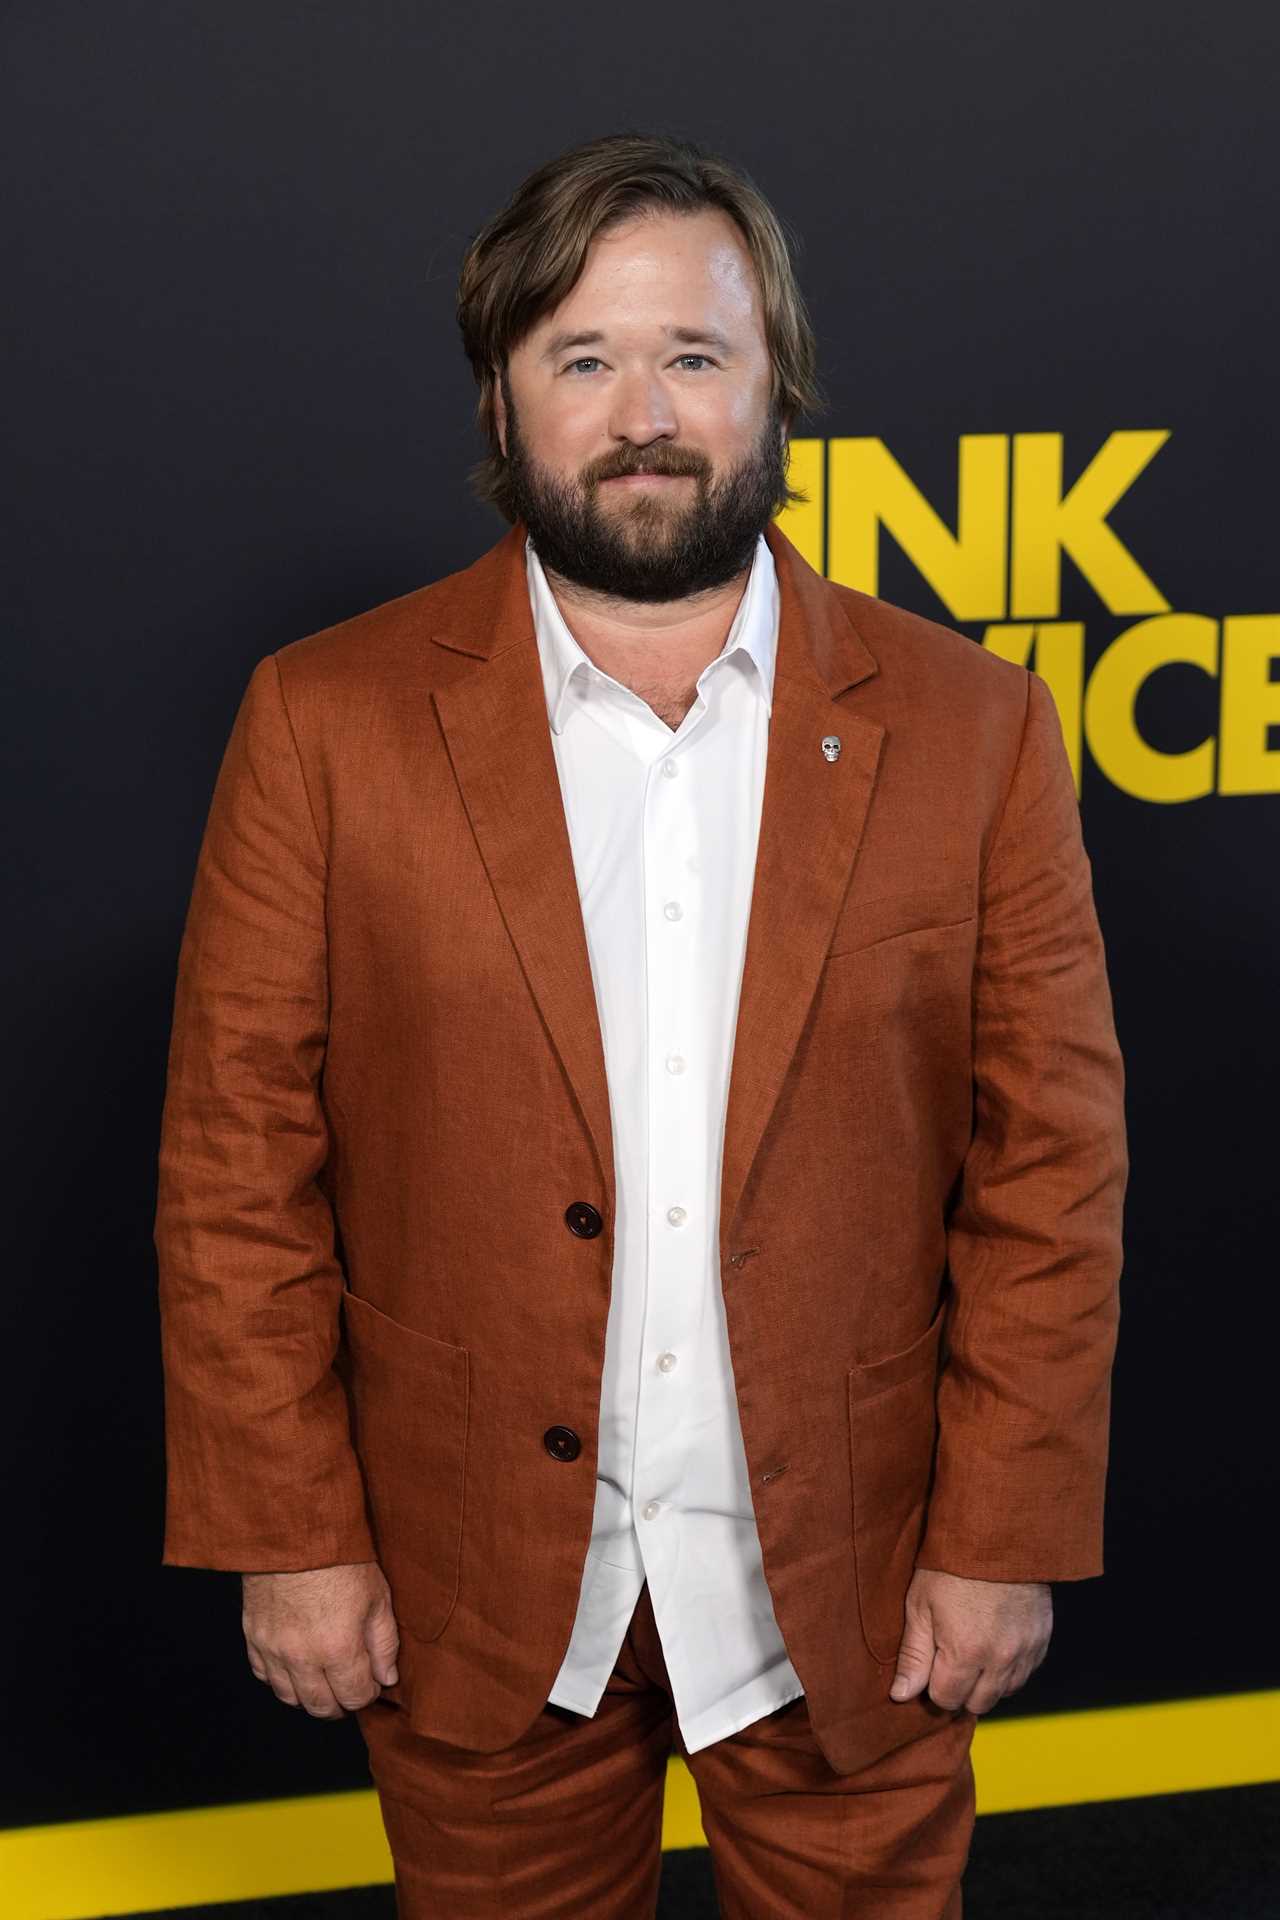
[564,1201,603,1238]
[544,1426,581,1461]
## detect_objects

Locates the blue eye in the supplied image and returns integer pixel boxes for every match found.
[562,353,717,375]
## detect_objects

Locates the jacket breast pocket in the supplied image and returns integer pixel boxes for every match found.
[828,881,975,960]
[340,1288,470,1643]
[847,1298,946,1666]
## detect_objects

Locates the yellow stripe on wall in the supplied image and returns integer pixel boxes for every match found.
[2,1690,1276,1920]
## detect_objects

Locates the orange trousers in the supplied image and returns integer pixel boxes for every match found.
[356,1579,977,1917]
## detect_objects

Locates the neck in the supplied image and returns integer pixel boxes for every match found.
[540,555,754,683]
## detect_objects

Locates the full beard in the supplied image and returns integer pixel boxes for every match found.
[502,403,790,604]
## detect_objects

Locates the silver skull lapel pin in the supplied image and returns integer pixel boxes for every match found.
[821,735,842,763]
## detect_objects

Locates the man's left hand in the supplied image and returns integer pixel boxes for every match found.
[888,1568,1053,1714]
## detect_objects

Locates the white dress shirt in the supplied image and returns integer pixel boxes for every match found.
[526,529,806,1754]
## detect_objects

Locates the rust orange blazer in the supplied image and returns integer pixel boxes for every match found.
[155,517,1127,1776]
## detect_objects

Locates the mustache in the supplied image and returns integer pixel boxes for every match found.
[589,451,709,483]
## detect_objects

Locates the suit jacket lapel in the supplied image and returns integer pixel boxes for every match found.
[719,523,883,1249]
[429,518,883,1256]
[430,524,619,1220]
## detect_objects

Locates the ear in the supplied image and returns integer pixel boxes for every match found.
[492,368,508,457]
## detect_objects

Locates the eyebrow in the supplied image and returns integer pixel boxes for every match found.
[539,324,736,362]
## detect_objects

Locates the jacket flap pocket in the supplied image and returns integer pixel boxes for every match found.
[846,1295,947,1664]
[340,1288,469,1643]
[828,883,975,960]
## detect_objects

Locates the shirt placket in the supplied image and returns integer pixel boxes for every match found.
[631,711,710,1572]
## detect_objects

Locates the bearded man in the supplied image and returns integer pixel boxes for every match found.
[156,129,1127,1918]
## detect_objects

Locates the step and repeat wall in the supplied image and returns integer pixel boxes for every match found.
[3,0,1275,1839]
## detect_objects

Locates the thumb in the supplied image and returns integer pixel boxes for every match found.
[889,1608,936,1701]
[365,1594,401,1686]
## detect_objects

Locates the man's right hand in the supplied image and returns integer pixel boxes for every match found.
[241,1560,401,1718]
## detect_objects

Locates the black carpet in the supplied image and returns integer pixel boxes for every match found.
[112,1781,1280,1919]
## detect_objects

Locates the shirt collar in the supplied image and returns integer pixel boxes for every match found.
[526,531,778,736]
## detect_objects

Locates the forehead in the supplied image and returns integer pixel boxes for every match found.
[528,207,763,347]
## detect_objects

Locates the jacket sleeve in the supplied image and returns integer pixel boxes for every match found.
[917,668,1128,1583]
[154,653,376,1573]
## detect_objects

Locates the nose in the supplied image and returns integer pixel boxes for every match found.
[607,366,678,449]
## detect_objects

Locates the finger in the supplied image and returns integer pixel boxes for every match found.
[963,1654,1027,1714]
[927,1652,983,1712]
[365,1600,401,1687]
[961,1673,1005,1715]
[288,1665,348,1719]
[325,1653,382,1712]
[1000,1654,1037,1697]
[262,1658,302,1709]
[243,1631,271,1684]
[889,1615,938,1702]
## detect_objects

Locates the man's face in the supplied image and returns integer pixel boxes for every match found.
[493,208,788,602]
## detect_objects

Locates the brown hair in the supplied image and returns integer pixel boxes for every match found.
[456,130,825,523]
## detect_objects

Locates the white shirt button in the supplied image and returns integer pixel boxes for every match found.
[661,758,679,778]
[666,1205,687,1227]
[657,1351,678,1372]
[642,1499,662,1521]
[666,1053,686,1075]
[663,900,683,921]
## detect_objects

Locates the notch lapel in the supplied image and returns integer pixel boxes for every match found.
[431,526,619,1221]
